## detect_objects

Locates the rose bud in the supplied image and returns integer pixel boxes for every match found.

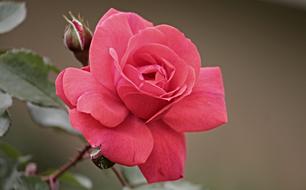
[63,12,92,66]
[25,162,37,176]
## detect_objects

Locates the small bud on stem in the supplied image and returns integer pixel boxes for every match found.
[25,162,37,176]
[63,12,92,66]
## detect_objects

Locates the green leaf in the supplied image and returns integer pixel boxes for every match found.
[5,175,49,190]
[0,142,21,159]
[59,172,93,190]
[26,102,79,135]
[0,1,26,34]
[0,91,12,136]
[121,166,146,186]
[0,142,30,169]
[14,176,49,190]
[0,144,19,183]
[0,143,42,190]
[129,181,202,190]
[0,91,12,114]
[0,111,10,137]
[0,142,21,189]
[0,49,63,107]
[162,181,202,190]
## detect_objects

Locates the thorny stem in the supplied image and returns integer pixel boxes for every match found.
[43,144,91,189]
[42,144,133,189]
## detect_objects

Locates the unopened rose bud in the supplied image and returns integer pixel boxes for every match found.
[63,12,92,66]
[25,162,37,176]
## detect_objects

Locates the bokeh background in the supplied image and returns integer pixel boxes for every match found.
[1,0,306,190]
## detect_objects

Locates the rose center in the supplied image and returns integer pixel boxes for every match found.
[137,64,170,89]
[142,72,156,80]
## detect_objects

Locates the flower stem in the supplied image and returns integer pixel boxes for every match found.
[43,144,91,188]
[43,144,131,189]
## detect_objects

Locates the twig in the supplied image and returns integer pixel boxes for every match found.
[42,144,133,189]
[43,144,91,187]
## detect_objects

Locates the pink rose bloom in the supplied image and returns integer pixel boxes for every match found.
[56,8,227,183]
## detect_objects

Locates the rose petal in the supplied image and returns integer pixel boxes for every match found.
[127,44,191,92]
[156,24,201,78]
[122,26,199,88]
[123,64,143,86]
[139,120,186,183]
[62,68,104,106]
[127,13,154,35]
[145,67,195,123]
[81,66,90,72]
[98,8,120,25]
[123,64,166,96]
[55,70,73,108]
[77,91,128,127]
[163,67,228,132]
[69,109,154,166]
[122,27,165,65]
[90,12,152,91]
[117,45,196,121]
[117,77,168,120]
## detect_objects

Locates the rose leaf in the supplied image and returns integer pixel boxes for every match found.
[0,1,26,34]
[26,102,80,135]
[0,49,62,107]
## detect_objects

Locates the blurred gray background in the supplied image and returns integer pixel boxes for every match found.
[1,0,306,190]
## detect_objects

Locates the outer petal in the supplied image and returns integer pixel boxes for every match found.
[122,27,165,62]
[98,8,120,25]
[139,120,186,183]
[62,68,104,106]
[163,67,228,132]
[69,109,153,166]
[90,11,152,91]
[156,25,201,77]
[55,70,73,108]
[77,92,128,127]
